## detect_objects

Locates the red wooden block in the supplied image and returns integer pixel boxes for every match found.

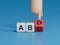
[34,20,44,32]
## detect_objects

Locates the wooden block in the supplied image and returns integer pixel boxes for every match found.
[26,22,34,32]
[34,20,44,32]
[17,22,25,32]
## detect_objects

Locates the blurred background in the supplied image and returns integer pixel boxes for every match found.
[0,0,60,45]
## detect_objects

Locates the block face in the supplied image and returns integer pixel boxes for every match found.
[34,20,44,32]
[34,20,44,27]
[26,22,34,32]
[35,27,43,32]
[17,22,25,32]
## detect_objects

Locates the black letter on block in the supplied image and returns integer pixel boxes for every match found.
[28,25,32,30]
[19,25,24,30]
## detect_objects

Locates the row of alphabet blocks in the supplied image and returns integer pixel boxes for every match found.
[17,20,44,32]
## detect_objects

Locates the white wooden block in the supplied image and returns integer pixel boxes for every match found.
[26,22,34,32]
[17,22,25,32]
